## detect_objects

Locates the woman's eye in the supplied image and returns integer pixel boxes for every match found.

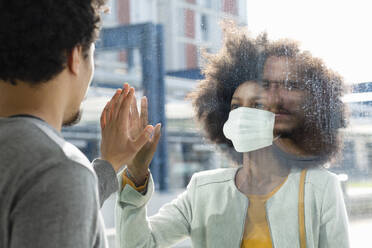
[285,82,299,91]
[255,103,264,109]
[261,81,270,89]
[231,104,239,110]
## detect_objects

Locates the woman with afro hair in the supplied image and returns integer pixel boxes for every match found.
[114,23,350,248]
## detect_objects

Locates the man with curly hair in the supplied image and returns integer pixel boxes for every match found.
[114,25,349,247]
[0,1,157,247]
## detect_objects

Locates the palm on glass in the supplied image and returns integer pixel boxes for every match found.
[127,94,162,185]
[100,83,161,185]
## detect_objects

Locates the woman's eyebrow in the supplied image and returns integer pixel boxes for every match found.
[232,96,260,101]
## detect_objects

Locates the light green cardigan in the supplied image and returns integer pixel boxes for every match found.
[116,167,349,248]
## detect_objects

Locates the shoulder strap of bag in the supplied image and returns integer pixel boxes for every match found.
[299,169,307,248]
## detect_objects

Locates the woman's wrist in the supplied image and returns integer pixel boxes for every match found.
[126,168,149,186]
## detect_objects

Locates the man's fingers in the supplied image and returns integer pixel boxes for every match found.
[100,102,110,130]
[131,95,140,120]
[118,87,135,130]
[132,125,154,151]
[140,96,148,129]
[130,94,140,129]
[113,84,129,120]
[107,89,122,121]
[105,99,114,123]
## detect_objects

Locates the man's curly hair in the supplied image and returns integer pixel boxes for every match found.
[189,24,346,166]
[0,0,107,86]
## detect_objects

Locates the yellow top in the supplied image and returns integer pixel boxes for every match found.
[122,169,148,192]
[241,177,287,248]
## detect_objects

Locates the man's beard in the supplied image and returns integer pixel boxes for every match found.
[62,110,83,127]
[275,124,304,142]
[273,104,306,141]
[275,117,327,156]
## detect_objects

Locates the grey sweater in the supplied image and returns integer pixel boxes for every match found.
[0,117,118,248]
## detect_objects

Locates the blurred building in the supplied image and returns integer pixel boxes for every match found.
[104,0,247,71]
[335,82,372,178]
[61,2,372,243]
[328,82,372,216]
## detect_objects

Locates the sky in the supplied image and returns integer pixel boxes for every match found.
[246,0,372,85]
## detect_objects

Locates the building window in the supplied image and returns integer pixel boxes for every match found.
[201,14,209,41]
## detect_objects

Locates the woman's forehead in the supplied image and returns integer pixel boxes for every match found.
[232,81,263,100]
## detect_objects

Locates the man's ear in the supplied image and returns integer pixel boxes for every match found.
[67,46,83,75]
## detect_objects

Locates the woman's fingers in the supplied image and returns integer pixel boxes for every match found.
[139,123,161,164]
[149,123,162,153]
[132,125,154,152]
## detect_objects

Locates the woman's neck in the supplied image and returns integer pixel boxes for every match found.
[235,146,290,196]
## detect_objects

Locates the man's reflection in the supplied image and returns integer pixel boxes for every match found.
[261,53,345,160]
[263,56,307,138]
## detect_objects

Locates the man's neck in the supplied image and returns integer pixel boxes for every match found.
[274,137,314,157]
[0,80,66,131]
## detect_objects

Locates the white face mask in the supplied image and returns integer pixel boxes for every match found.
[223,107,275,153]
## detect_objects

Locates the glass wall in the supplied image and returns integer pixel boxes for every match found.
[62,0,372,247]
